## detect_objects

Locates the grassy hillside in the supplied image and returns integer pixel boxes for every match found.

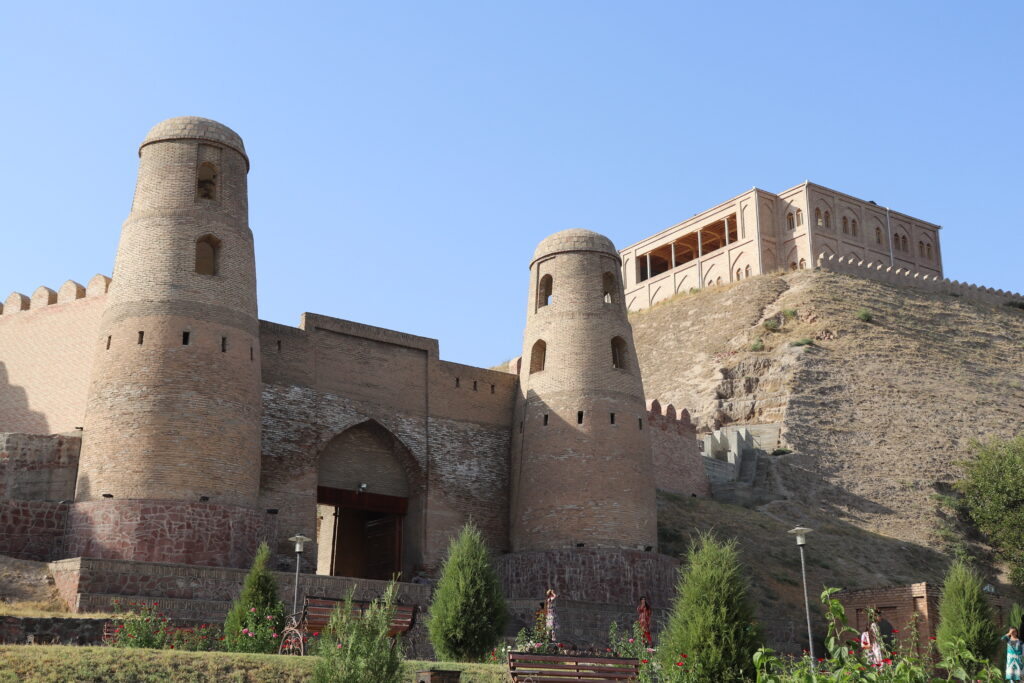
[635,270,1024,572]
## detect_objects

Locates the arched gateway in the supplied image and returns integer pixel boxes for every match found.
[314,421,424,581]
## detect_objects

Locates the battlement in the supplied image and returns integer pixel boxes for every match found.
[0,275,110,317]
[816,254,1022,306]
[645,399,695,435]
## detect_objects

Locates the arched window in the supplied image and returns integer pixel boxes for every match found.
[926,243,933,259]
[735,268,742,281]
[795,209,803,226]
[716,277,722,285]
[789,262,798,271]
[918,241,924,257]
[824,211,831,229]
[744,265,751,278]
[538,274,553,308]
[529,339,546,374]
[197,162,218,200]
[815,208,822,227]
[901,235,908,251]
[786,213,795,230]
[195,235,221,275]
[875,227,883,244]
[602,272,617,303]
[851,219,858,236]
[842,216,849,234]
[798,258,807,269]
[611,337,628,370]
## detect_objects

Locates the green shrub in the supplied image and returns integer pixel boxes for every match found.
[935,559,997,671]
[1005,300,1024,310]
[789,338,814,347]
[110,601,169,649]
[428,522,507,661]
[313,582,403,683]
[856,308,873,322]
[770,448,792,456]
[781,308,797,320]
[749,337,764,352]
[657,533,759,682]
[223,542,285,653]
[762,319,780,332]
[1011,603,1024,633]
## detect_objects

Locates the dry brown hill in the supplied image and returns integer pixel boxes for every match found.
[634,269,1024,572]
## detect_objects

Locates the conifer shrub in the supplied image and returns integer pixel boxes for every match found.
[657,533,759,682]
[427,522,507,661]
[223,542,285,653]
[313,582,403,683]
[935,559,997,670]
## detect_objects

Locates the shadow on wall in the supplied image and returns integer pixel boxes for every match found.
[0,361,49,434]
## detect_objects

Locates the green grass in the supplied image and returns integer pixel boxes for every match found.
[856,308,873,323]
[749,337,764,352]
[762,319,780,332]
[0,646,507,683]
[781,308,797,320]
[789,338,814,347]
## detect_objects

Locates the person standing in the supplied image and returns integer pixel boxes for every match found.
[1003,628,1023,681]
[545,589,558,642]
[636,596,653,645]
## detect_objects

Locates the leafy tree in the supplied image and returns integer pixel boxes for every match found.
[314,582,403,683]
[959,435,1024,584]
[658,533,760,682]
[427,522,507,661]
[223,542,286,653]
[935,559,998,671]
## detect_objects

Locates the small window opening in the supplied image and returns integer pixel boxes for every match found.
[611,336,628,370]
[276,340,282,353]
[786,212,795,230]
[842,216,848,233]
[195,235,221,275]
[638,417,643,430]
[455,377,460,388]
[815,208,822,227]
[182,331,190,345]
[490,384,495,394]
[105,335,111,350]
[197,162,218,200]
[610,412,616,424]
[221,336,227,352]
[852,219,859,236]
[137,331,144,345]
[250,346,253,361]
[577,411,584,424]
[530,339,547,374]
[736,268,742,281]
[745,265,751,278]
[823,211,831,229]
[875,227,883,244]
[796,209,803,226]
[798,258,807,269]
[537,274,553,308]
[473,380,478,391]
[926,243,933,259]
[602,272,617,304]
[519,421,523,433]
[543,414,549,426]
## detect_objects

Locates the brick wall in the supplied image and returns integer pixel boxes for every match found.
[646,401,710,497]
[0,432,80,502]
[0,500,67,561]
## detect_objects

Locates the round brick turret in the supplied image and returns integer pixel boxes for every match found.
[70,117,265,567]
[509,228,657,551]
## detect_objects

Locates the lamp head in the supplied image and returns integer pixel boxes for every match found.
[788,526,813,546]
[288,534,313,554]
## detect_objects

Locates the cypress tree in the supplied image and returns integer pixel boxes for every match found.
[936,559,998,666]
[657,533,760,682]
[223,542,286,653]
[427,522,507,661]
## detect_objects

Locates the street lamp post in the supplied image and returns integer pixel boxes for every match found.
[789,526,815,662]
[288,534,312,615]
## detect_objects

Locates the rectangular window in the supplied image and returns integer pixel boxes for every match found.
[490,384,495,394]
[221,336,227,352]
[276,340,282,353]
[610,412,616,424]
[577,411,584,424]
[638,417,643,430]
[473,381,478,391]
[137,331,144,345]
[543,414,549,426]
[182,331,190,345]
[519,421,523,433]
[105,336,111,350]
[455,377,460,388]
[250,346,253,361]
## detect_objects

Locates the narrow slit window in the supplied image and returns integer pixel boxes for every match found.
[490,384,495,394]
[105,335,111,350]
[543,414,549,426]
[610,412,616,424]
[455,377,460,388]
[638,417,643,430]
[221,336,227,352]
[276,340,282,353]
[519,421,523,433]
[473,380,478,391]
[137,331,144,345]
[577,411,584,424]
[250,346,253,361]
[197,162,218,200]
[182,331,190,345]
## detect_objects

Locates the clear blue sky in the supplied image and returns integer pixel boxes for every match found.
[1,2,1021,368]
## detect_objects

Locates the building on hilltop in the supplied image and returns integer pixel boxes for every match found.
[620,181,943,312]
[0,117,708,649]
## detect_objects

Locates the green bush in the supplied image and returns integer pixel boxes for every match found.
[110,601,169,649]
[657,533,759,682]
[749,337,764,352]
[1004,300,1024,310]
[427,522,507,661]
[781,308,797,320]
[789,338,814,347]
[313,582,403,683]
[223,542,286,653]
[856,308,873,322]
[935,559,997,671]
[762,319,780,332]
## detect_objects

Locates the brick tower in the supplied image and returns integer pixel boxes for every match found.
[510,229,657,551]
[69,117,266,568]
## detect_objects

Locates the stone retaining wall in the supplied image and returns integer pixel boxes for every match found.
[0,500,67,561]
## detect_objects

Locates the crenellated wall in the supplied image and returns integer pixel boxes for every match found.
[0,277,109,434]
[645,400,710,498]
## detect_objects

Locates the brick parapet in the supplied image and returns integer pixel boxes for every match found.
[646,400,711,498]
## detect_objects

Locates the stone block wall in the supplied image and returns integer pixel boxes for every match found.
[0,499,67,561]
[0,432,80,501]
[646,401,710,497]
[0,616,108,645]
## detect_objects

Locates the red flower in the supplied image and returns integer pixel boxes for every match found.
[817,658,825,662]
[892,629,899,633]
[676,662,684,667]
[680,653,688,658]
[641,659,648,664]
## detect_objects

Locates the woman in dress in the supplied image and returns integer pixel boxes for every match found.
[636,596,653,645]
[1003,627,1023,681]
[545,589,558,642]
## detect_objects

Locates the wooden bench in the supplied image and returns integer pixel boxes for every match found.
[508,651,641,682]
[279,595,417,655]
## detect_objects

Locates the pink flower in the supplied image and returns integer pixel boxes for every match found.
[272,633,278,638]
[249,607,257,613]
[628,638,634,643]
[337,643,343,649]
[241,628,249,634]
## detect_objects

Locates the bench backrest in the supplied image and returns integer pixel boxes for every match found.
[302,596,416,637]
[508,651,640,682]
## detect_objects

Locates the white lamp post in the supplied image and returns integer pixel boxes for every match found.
[788,526,815,662]
[288,534,312,614]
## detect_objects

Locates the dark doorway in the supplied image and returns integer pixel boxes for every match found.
[318,486,406,580]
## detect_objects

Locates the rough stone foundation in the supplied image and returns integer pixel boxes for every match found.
[0,500,67,561]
